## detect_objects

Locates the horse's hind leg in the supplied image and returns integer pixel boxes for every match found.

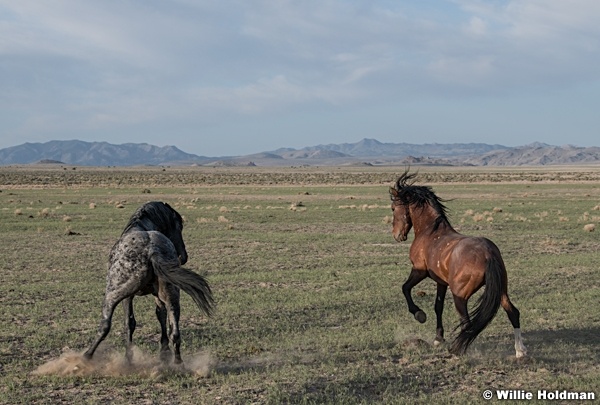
[434,283,448,346]
[123,297,136,363]
[402,268,428,323]
[84,265,145,360]
[158,280,183,364]
[155,297,171,362]
[84,297,120,360]
[449,294,471,355]
[501,294,527,358]
[452,294,470,327]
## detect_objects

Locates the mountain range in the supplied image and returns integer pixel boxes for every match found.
[0,139,599,167]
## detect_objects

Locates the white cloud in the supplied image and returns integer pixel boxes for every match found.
[464,16,487,36]
[1,0,600,152]
[428,55,495,87]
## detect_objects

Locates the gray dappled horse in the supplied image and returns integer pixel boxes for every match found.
[84,201,213,364]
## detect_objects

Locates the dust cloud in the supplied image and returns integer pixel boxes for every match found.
[31,346,215,378]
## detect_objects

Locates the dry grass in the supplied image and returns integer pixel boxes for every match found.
[1,165,599,404]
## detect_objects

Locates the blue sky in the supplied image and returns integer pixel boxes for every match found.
[1,0,599,156]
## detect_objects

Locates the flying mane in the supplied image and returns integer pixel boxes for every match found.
[121,202,183,235]
[391,171,451,231]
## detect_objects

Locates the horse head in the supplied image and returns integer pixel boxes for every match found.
[389,171,417,242]
[159,203,188,265]
[389,186,412,242]
[389,170,451,242]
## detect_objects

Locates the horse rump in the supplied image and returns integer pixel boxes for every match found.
[151,254,214,317]
[450,257,503,355]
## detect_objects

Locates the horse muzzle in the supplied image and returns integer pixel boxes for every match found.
[178,252,188,265]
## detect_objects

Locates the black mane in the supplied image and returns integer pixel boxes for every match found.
[122,201,182,235]
[391,171,451,230]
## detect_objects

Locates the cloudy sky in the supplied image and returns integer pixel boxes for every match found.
[1,1,599,156]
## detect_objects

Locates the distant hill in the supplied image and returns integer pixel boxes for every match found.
[258,139,600,166]
[463,143,600,166]
[0,140,211,166]
[0,138,599,166]
[275,138,508,158]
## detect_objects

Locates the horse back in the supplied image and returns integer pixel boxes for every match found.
[411,233,505,289]
[106,230,179,294]
[110,230,179,264]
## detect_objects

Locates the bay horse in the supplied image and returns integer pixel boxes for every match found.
[84,201,214,364]
[389,171,526,358]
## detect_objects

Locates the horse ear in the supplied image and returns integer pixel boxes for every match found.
[389,187,399,200]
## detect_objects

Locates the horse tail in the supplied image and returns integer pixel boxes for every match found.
[151,255,214,317]
[451,257,503,355]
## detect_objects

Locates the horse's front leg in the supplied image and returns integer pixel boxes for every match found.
[402,268,428,323]
[434,283,448,346]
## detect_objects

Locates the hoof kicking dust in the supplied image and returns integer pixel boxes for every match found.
[32,346,215,378]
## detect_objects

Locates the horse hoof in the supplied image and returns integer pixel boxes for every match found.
[516,350,527,359]
[414,311,427,323]
[160,350,172,364]
[433,338,445,346]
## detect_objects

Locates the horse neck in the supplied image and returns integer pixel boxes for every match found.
[409,203,453,237]
[123,218,160,235]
